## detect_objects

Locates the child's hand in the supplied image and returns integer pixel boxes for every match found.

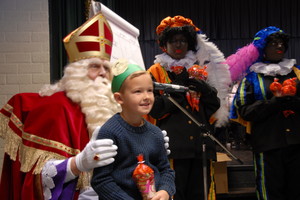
[150,190,170,200]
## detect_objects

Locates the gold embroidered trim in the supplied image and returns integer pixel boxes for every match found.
[19,144,89,189]
[0,111,89,189]
[0,112,9,139]
[19,144,66,173]
[11,112,23,131]
[1,103,23,132]
[1,110,80,156]
[3,103,13,113]
[0,113,21,161]
[77,171,92,190]
[22,132,80,156]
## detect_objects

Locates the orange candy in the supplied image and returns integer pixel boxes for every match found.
[270,78,282,97]
[170,66,184,74]
[282,77,297,87]
[132,154,156,199]
[281,85,297,96]
[269,77,297,97]
[188,65,208,80]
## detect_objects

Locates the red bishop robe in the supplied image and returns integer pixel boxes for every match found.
[0,91,90,200]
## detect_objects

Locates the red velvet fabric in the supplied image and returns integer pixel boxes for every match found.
[0,92,89,200]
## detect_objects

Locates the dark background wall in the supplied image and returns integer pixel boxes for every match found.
[49,0,300,81]
[112,0,300,69]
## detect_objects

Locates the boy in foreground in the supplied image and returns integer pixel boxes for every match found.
[91,59,175,200]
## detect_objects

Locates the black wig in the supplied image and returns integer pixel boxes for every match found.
[157,25,198,51]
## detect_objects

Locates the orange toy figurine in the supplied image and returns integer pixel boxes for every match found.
[133,154,156,200]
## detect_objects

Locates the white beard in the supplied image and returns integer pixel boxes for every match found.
[66,76,121,137]
[39,60,121,138]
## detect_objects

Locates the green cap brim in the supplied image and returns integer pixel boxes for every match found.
[111,64,143,93]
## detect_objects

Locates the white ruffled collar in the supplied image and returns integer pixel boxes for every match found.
[250,58,296,76]
[154,50,197,71]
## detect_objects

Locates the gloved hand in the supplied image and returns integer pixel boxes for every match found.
[166,68,189,104]
[169,92,186,104]
[90,126,101,141]
[170,67,189,86]
[162,130,171,155]
[75,139,118,172]
[269,96,291,110]
[279,95,300,111]
[187,78,212,94]
[289,96,300,110]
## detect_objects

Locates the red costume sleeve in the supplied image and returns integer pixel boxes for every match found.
[0,92,90,200]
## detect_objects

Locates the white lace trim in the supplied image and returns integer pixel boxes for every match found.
[42,160,61,200]
[154,51,197,71]
[250,58,296,76]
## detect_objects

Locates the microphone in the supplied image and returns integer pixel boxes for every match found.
[153,82,189,93]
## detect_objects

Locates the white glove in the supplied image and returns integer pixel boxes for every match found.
[162,130,171,155]
[75,139,118,172]
[91,126,101,142]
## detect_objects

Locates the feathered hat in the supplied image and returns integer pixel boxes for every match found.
[63,12,113,63]
[156,15,231,127]
[156,16,200,35]
[225,26,284,82]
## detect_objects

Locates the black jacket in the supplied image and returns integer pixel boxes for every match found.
[149,69,220,159]
[235,68,300,153]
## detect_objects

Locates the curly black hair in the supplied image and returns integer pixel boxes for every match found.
[266,32,290,51]
[157,25,198,51]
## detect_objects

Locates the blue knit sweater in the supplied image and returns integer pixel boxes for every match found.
[91,113,175,200]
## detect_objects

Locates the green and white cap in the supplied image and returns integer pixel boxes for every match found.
[111,59,144,93]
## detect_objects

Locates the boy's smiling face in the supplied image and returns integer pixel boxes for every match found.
[116,72,154,117]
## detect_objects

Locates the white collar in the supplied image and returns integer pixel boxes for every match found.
[154,50,197,72]
[250,58,296,76]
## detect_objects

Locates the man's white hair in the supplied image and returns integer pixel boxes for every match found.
[39,58,120,137]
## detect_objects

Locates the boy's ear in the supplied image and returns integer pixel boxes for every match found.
[114,92,124,104]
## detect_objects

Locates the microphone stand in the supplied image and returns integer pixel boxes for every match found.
[163,92,243,200]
